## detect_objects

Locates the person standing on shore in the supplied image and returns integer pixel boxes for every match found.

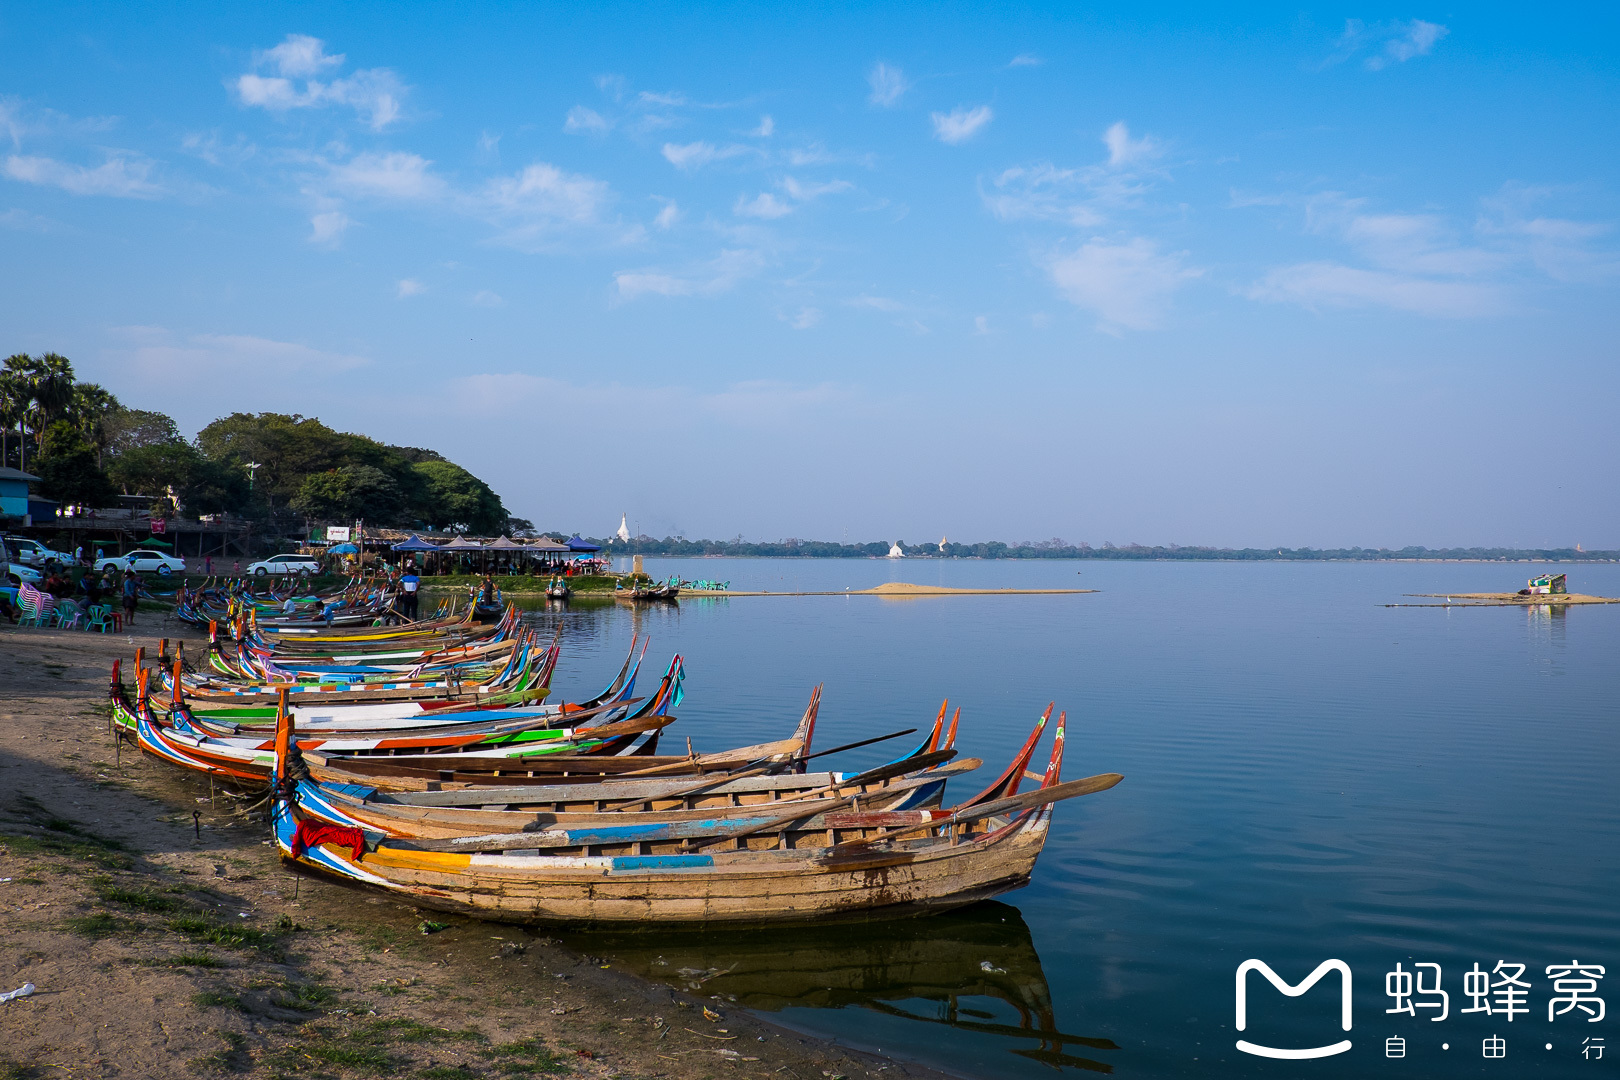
[204,554,212,575]
[121,569,139,625]
[400,566,420,620]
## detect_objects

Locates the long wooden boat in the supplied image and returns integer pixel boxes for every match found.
[270,703,1123,924]
[112,662,675,786]
[284,703,976,836]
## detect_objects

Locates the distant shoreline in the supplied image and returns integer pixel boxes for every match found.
[610,553,1620,564]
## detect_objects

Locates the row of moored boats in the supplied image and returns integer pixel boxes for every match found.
[115,578,1121,925]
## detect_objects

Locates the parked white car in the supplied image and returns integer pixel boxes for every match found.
[6,561,43,585]
[245,554,323,577]
[95,550,187,576]
[6,537,75,568]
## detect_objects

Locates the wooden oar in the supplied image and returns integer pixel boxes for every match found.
[601,727,919,811]
[827,771,1124,852]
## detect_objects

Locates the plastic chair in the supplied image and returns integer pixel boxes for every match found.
[18,585,55,627]
[85,604,116,634]
[54,604,85,630]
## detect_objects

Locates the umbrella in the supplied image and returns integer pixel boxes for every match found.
[566,535,602,552]
[485,536,529,551]
[443,536,485,550]
[526,537,571,552]
[391,535,442,552]
[329,542,360,554]
[136,538,174,550]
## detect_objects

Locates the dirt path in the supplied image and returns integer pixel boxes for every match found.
[0,626,945,1080]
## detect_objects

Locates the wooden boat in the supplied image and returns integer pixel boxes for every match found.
[173,634,647,732]
[270,703,1123,924]
[111,660,677,786]
[616,579,680,603]
[544,577,571,601]
[284,703,975,836]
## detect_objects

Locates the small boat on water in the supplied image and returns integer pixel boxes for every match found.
[617,577,680,603]
[544,576,572,601]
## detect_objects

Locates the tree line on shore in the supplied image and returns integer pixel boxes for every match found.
[1,352,510,534]
[587,536,1618,561]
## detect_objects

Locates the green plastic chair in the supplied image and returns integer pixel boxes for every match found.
[85,604,116,633]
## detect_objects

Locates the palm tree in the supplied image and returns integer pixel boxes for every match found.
[1,354,40,472]
[0,371,20,470]
[69,382,122,466]
[30,353,76,455]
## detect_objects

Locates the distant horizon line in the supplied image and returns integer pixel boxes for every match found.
[573,537,1618,561]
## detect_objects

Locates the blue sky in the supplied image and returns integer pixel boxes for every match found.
[3,4,1617,547]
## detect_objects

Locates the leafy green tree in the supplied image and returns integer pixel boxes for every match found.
[103,407,182,456]
[36,420,116,508]
[412,460,506,534]
[291,464,405,523]
[196,412,348,507]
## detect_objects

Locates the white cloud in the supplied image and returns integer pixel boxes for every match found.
[396,278,426,298]
[329,151,443,200]
[982,160,1151,226]
[783,307,822,329]
[614,248,764,300]
[1047,237,1201,331]
[735,192,792,219]
[1331,19,1449,72]
[234,34,406,130]
[661,141,747,170]
[471,290,504,307]
[974,315,990,334]
[653,199,678,230]
[867,63,909,107]
[478,131,500,154]
[1009,54,1043,67]
[564,106,610,134]
[1102,121,1161,168]
[781,176,853,201]
[108,327,370,382]
[3,153,162,198]
[451,373,859,431]
[637,91,687,107]
[309,211,352,244]
[0,207,55,231]
[931,106,993,145]
[1477,185,1617,284]
[258,34,344,78]
[752,115,774,137]
[848,295,904,312]
[1245,262,1500,317]
[1370,19,1449,69]
[482,163,608,223]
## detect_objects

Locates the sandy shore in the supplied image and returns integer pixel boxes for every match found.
[0,625,948,1080]
[1393,592,1620,607]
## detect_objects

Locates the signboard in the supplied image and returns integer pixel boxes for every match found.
[149,518,167,534]
[326,526,351,542]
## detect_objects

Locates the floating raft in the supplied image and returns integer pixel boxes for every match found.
[1388,592,1620,607]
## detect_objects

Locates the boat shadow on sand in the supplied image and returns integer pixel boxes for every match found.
[566,901,1119,1074]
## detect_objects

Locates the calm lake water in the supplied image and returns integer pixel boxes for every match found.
[515,558,1617,1079]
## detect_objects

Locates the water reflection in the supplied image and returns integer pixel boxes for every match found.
[568,903,1119,1074]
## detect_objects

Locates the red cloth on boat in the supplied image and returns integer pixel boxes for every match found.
[292,821,367,861]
